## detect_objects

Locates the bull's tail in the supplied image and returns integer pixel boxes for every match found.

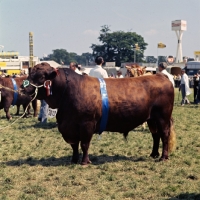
[168,118,176,153]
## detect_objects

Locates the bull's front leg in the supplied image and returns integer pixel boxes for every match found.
[80,121,94,165]
[80,142,92,165]
[70,143,80,164]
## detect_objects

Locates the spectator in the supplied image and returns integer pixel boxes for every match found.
[69,62,82,75]
[177,74,181,87]
[193,71,200,103]
[158,62,174,87]
[116,70,123,78]
[38,100,49,123]
[179,69,191,106]
[82,68,90,76]
[89,56,108,78]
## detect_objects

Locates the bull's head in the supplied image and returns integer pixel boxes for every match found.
[22,62,57,100]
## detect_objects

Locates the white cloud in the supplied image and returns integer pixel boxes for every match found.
[145,29,158,36]
[83,29,99,37]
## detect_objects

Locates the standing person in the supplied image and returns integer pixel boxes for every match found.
[158,62,175,87]
[116,70,123,78]
[69,62,82,75]
[193,75,199,103]
[177,74,181,87]
[89,56,108,78]
[38,100,49,123]
[179,69,191,106]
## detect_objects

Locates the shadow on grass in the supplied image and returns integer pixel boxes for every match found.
[30,122,57,129]
[1,154,148,167]
[169,192,200,200]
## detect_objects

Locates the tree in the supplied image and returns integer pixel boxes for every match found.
[43,49,94,66]
[91,25,148,66]
[146,56,157,63]
[48,49,70,64]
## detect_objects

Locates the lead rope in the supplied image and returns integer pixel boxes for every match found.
[0,86,40,130]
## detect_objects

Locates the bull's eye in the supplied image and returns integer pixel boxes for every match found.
[23,80,30,88]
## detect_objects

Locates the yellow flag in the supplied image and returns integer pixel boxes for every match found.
[158,43,166,48]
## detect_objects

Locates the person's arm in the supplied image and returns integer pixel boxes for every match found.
[103,70,108,78]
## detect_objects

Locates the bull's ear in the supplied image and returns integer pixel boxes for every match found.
[46,71,57,80]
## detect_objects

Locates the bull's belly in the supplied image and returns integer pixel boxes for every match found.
[96,113,148,133]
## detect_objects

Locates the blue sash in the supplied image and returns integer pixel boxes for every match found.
[11,78,18,106]
[98,78,109,134]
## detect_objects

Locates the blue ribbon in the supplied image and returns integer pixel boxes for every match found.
[11,78,18,106]
[98,78,109,134]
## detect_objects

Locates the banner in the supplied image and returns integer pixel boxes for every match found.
[158,43,166,48]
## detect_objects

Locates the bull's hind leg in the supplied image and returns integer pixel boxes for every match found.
[159,120,170,161]
[147,119,160,158]
[71,143,80,164]
[15,105,20,115]
[32,99,38,117]
[4,102,12,120]
[22,104,30,118]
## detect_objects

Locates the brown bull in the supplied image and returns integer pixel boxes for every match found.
[23,63,176,165]
[0,77,37,120]
[126,64,152,77]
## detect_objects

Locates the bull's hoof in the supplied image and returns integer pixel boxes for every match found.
[8,117,12,121]
[150,152,160,159]
[81,160,92,165]
[159,157,168,161]
[15,113,20,116]
[71,156,79,164]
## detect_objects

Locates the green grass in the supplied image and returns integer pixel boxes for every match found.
[0,89,200,200]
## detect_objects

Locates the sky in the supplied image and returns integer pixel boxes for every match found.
[0,0,200,58]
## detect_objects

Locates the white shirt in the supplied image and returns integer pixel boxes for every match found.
[75,68,82,75]
[181,73,191,95]
[89,65,108,78]
[161,69,175,87]
[116,75,124,78]
[181,73,189,84]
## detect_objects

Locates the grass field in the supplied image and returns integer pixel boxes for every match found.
[0,89,200,200]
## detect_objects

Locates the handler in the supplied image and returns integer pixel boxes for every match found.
[89,56,108,78]
[179,69,191,106]
[38,100,49,123]
[158,62,174,87]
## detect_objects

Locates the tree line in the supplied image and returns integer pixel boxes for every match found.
[42,25,160,66]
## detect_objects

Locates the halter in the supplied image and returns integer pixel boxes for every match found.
[23,80,44,98]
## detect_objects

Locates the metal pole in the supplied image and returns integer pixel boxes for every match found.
[157,46,158,66]
[134,49,136,63]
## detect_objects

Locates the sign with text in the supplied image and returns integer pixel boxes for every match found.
[48,108,57,118]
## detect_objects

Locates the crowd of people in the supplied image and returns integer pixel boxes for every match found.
[38,57,200,122]
[0,70,27,78]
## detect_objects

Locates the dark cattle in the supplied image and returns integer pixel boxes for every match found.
[0,77,37,120]
[23,63,176,165]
